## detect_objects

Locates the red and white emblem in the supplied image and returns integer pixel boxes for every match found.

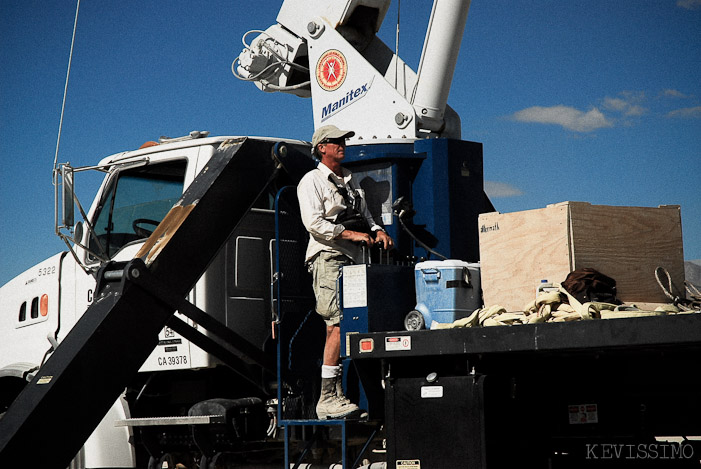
[316,49,347,91]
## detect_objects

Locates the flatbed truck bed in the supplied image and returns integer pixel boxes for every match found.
[350,313,701,359]
[350,313,701,468]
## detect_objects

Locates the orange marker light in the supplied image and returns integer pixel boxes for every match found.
[359,338,374,353]
[40,294,49,317]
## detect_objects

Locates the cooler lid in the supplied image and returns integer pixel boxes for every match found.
[415,259,476,270]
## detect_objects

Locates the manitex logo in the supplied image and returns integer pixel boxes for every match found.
[320,77,374,122]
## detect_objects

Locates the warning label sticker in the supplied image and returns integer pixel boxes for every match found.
[421,385,444,399]
[342,264,367,308]
[568,403,599,424]
[385,336,411,351]
[396,460,420,468]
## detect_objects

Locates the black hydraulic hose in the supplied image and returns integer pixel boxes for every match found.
[397,216,447,260]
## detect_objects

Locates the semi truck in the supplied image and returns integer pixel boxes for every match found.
[1,1,699,468]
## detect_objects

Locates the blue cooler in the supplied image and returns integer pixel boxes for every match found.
[407,260,482,329]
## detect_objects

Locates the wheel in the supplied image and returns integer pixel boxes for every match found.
[404,310,425,331]
[132,218,160,238]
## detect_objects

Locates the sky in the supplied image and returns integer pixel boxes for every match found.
[1,0,699,287]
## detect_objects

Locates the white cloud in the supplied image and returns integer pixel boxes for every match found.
[677,0,701,10]
[663,89,689,98]
[484,181,524,198]
[512,105,613,132]
[603,93,647,117]
[667,106,701,118]
[603,97,628,112]
[624,105,646,117]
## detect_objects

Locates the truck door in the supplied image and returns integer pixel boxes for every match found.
[72,155,195,371]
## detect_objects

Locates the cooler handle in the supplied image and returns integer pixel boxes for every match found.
[421,268,441,282]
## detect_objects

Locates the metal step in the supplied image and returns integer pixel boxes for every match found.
[115,414,225,427]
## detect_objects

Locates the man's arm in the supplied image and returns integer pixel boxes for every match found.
[352,184,394,250]
[337,228,374,246]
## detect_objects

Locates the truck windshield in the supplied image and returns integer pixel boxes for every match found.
[89,160,186,259]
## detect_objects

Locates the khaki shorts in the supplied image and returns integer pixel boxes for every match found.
[310,251,352,326]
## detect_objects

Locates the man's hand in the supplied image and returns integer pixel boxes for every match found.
[374,230,394,250]
[338,229,374,246]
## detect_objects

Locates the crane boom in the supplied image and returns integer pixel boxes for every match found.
[235,0,471,139]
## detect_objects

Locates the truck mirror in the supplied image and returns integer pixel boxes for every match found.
[61,164,75,228]
[74,221,84,245]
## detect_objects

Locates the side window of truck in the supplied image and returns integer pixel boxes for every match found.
[88,160,187,260]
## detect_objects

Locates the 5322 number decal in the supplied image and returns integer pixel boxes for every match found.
[38,266,56,276]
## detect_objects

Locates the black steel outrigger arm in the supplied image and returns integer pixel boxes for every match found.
[0,138,313,468]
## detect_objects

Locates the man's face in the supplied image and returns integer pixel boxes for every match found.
[319,138,346,163]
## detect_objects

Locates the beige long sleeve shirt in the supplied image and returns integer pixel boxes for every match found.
[297,162,381,264]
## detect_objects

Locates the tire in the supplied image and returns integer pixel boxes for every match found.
[404,310,425,331]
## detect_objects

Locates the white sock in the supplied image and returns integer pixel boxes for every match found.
[321,365,340,379]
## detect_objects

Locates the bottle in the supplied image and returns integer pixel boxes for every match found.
[537,279,558,297]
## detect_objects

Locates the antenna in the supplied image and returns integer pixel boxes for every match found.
[53,0,81,171]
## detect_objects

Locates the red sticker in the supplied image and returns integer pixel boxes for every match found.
[316,49,347,91]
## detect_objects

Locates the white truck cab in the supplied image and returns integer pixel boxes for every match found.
[0,133,302,467]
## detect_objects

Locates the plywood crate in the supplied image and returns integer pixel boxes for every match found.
[478,202,685,311]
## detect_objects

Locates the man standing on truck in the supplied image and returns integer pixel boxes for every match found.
[297,125,394,419]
